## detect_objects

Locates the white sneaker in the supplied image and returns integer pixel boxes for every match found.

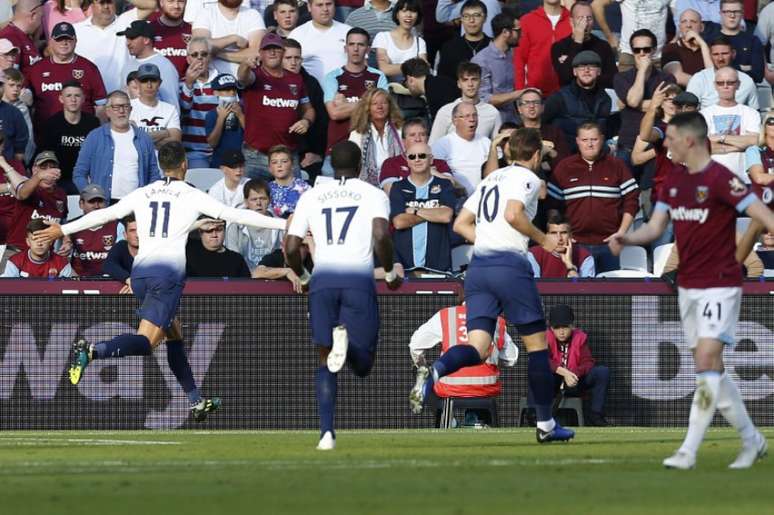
[316,431,335,451]
[729,432,768,469]
[327,325,348,373]
[663,450,696,470]
[409,366,430,415]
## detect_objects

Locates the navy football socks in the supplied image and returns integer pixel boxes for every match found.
[433,344,482,378]
[528,350,554,422]
[166,340,202,405]
[316,365,337,437]
[92,334,152,359]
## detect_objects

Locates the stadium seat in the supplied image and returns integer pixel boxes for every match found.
[186,168,222,192]
[757,84,772,112]
[595,269,656,278]
[736,217,752,235]
[619,245,648,272]
[66,195,83,221]
[437,397,498,429]
[652,243,673,276]
[516,396,584,427]
[764,269,774,278]
[451,244,473,272]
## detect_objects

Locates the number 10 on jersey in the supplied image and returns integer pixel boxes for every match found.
[476,185,499,223]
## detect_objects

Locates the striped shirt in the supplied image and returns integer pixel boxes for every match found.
[344,1,396,39]
[179,67,220,160]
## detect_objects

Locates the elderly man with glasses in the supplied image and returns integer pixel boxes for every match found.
[73,90,160,203]
[180,37,220,168]
[687,36,759,110]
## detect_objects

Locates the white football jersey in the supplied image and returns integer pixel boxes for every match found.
[288,177,390,279]
[462,165,541,257]
[61,178,286,279]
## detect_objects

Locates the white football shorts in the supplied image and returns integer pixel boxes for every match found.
[677,286,742,347]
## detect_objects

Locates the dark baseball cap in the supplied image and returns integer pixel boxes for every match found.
[221,149,245,168]
[136,63,161,81]
[260,32,284,50]
[212,73,238,91]
[117,20,154,39]
[673,91,700,107]
[51,22,76,40]
[548,304,575,327]
[80,184,107,201]
[572,50,602,67]
[34,151,60,166]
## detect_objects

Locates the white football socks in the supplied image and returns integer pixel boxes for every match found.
[679,371,721,456]
[717,372,757,444]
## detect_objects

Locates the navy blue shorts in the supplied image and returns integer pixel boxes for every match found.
[131,276,185,330]
[464,259,545,336]
[308,287,379,352]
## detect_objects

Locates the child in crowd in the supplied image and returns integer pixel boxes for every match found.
[225,178,282,271]
[268,144,309,218]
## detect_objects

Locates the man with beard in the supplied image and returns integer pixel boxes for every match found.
[148,0,193,77]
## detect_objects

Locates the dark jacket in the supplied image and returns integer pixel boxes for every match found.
[543,82,614,150]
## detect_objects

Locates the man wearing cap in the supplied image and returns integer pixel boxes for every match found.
[528,304,610,427]
[543,50,614,152]
[191,0,266,76]
[120,20,181,112]
[237,33,314,179]
[73,91,161,202]
[0,39,21,72]
[74,0,138,94]
[208,148,248,208]
[148,0,194,77]
[205,73,245,167]
[1,150,68,252]
[0,0,43,72]
[27,22,107,134]
[0,72,29,163]
[67,184,121,277]
[130,63,182,149]
[551,1,616,90]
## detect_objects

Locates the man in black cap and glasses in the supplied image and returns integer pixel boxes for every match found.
[527,304,610,427]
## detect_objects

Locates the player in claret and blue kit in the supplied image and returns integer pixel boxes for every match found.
[34,142,287,421]
[609,112,774,469]
[285,141,402,451]
[409,128,576,444]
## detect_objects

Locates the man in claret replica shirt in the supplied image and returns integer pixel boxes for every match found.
[609,111,774,470]
[67,184,119,277]
[2,218,72,278]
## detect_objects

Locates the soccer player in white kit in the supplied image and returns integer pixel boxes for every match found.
[285,141,401,450]
[409,128,575,443]
[34,142,287,421]
[609,112,774,469]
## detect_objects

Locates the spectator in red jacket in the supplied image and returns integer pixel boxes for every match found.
[547,121,639,273]
[514,0,571,97]
[527,304,610,426]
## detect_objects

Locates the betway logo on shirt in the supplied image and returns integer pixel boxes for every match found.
[40,82,64,93]
[262,96,299,109]
[77,251,109,261]
[669,206,709,224]
[159,47,187,57]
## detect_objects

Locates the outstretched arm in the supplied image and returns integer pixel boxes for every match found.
[608,206,670,255]
[34,197,135,245]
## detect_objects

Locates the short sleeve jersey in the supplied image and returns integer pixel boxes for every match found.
[655,161,757,288]
[243,67,309,153]
[7,185,68,249]
[463,165,541,262]
[323,66,387,153]
[27,56,107,125]
[288,177,390,291]
[0,22,41,71]
[70,220,119,276]
[147,12,193,77]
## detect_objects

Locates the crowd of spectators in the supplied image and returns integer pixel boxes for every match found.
[1,0,774,286]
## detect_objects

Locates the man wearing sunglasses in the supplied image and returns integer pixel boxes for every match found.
[686,36,758,110]
[613,28,675,183]
[389,142,456,274]
[180,37,221,168]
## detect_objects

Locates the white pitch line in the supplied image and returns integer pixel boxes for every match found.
[0,437,181,446]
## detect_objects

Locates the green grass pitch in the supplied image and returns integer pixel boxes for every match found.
[1,428,770,515]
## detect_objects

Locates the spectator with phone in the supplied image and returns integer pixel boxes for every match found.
[205,73,245,167]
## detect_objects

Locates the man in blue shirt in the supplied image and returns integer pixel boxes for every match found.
[390,141,456,273]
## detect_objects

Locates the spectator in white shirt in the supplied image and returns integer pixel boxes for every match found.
[119,20,181,111]
[429,61,501,144]
[287,0,352,84]
[701,66,760,183]
[431,101,490,195]
[373,0,428,82]
[129,63,182,149]
[208,148,249,207]
[192,0,266,76]
[687,35,759,110]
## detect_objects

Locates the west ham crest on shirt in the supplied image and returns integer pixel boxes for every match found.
[695,185,708,203]
[72,69,84,80]
[56,200,65,212]
[182,34,192,44]
[364,80,375,90]
[729,177,746,196]
[102,235,114,248]
[289,84,298,96]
